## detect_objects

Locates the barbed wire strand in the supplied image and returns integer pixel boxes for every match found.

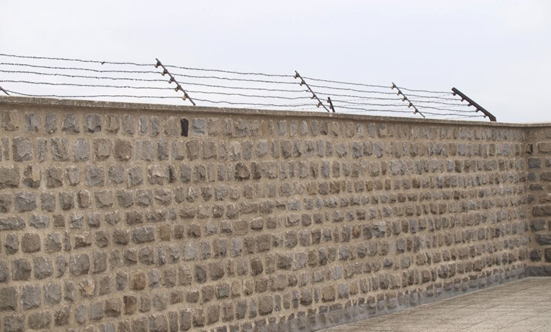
[0,69,167,82]
[302,76,389,89]
[170,71,296,85]
[0,80,173,90]
[164,64,291,78]
[5,90,180,99]
[395,86,452,95]
[0,53,152,67]
[0,62,159,74]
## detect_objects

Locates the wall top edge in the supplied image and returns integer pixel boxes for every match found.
[0,96,549,128]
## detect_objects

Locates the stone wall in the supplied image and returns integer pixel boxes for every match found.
[0,97,546,332]
[527,127,551,275]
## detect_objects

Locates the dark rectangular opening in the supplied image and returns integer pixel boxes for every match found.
[180,118,189,137]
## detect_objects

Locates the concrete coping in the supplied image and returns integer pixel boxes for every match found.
[1,96,549,129]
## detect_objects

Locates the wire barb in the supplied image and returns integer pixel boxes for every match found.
[294,71,330,112]
[391,82,425,118]
[155,58,196,106]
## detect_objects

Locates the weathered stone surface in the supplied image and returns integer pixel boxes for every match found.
[22,284,41,310]
[0,167,19,189]
[12,259,31,281]
[33,257,53,279]
[0,286,17,311]
[70,254,90,276]
[84,114,102,133]
[0,217,24,231]
[74,138,91,162]
[12,137,33,161]
[62,113,80,133]
[114,139,133,161]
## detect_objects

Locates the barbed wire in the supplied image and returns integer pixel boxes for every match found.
[0,53,492,121]
[0,69,166,82]
[168,71,296,85]
[164,64,291,78]
[0,62,158,74]
[5,89,179,99]
[0,80,172,90]
[0,53,152,67]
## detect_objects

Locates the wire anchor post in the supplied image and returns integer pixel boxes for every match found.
[391,82,425,118]
[294,71,331,112]
[0,86,9,95]
[327,97,336,113]
[155,58,196,106]
[451,87,496,122]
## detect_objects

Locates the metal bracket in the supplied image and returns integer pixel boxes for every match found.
[294,71,331,112]
[452,87,496,122]
[0,86,9,96]
[155,58,196,106]
[327,97,336,113]
[391,82,425,118]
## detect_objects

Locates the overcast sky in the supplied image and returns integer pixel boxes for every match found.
[1,0,550,123]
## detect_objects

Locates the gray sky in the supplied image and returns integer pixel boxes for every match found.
[1,0,550,123]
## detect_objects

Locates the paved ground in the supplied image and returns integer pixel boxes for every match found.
[323,278,551,332]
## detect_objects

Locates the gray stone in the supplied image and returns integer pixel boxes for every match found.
[3,315,24,332]
[58,192,74,210]
[128,166,143,187]
[12,137,33,162]
[45,113,57,133]
[94,138,111,161]
[54,307,70,326]
[74,138,91,162]
[46,166,63,188]
[34,257,53,279]
[66,166,80,186]
[22,284,41,310]
[36,138,47,162]
[77,190,91,208]
[28,311,52,329]
[122,115,135,136]
[21,233,40,253]
[25,113,41,132]
[84,114,102,133]
[1,110,20,131]
[0,286,17,311]
[95,190,114,209]
[0,167,19,189]
[12,259,31,280]
[5,234,19,254]
[70,254,90,276]
[108,165,125,184]
[43,282,62,306]
[192,118,206,135]
[132,226,155,244]
[86,165,105,186]
[45,233,62,253]
[62,113,80,133]
[114,139,133,161]
[117,190,134,208]
[14,192,36,212]
[50,138,70,161]
[135,139,155,161]
[0,194,12,213]
[29,214,50,229]
[106,114,120,133]
[75,304,86,324]
[40,193,55,212]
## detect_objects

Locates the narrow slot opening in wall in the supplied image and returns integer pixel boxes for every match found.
[181,118,189,137]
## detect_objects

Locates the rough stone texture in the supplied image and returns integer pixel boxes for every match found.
[0,97,549,331]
